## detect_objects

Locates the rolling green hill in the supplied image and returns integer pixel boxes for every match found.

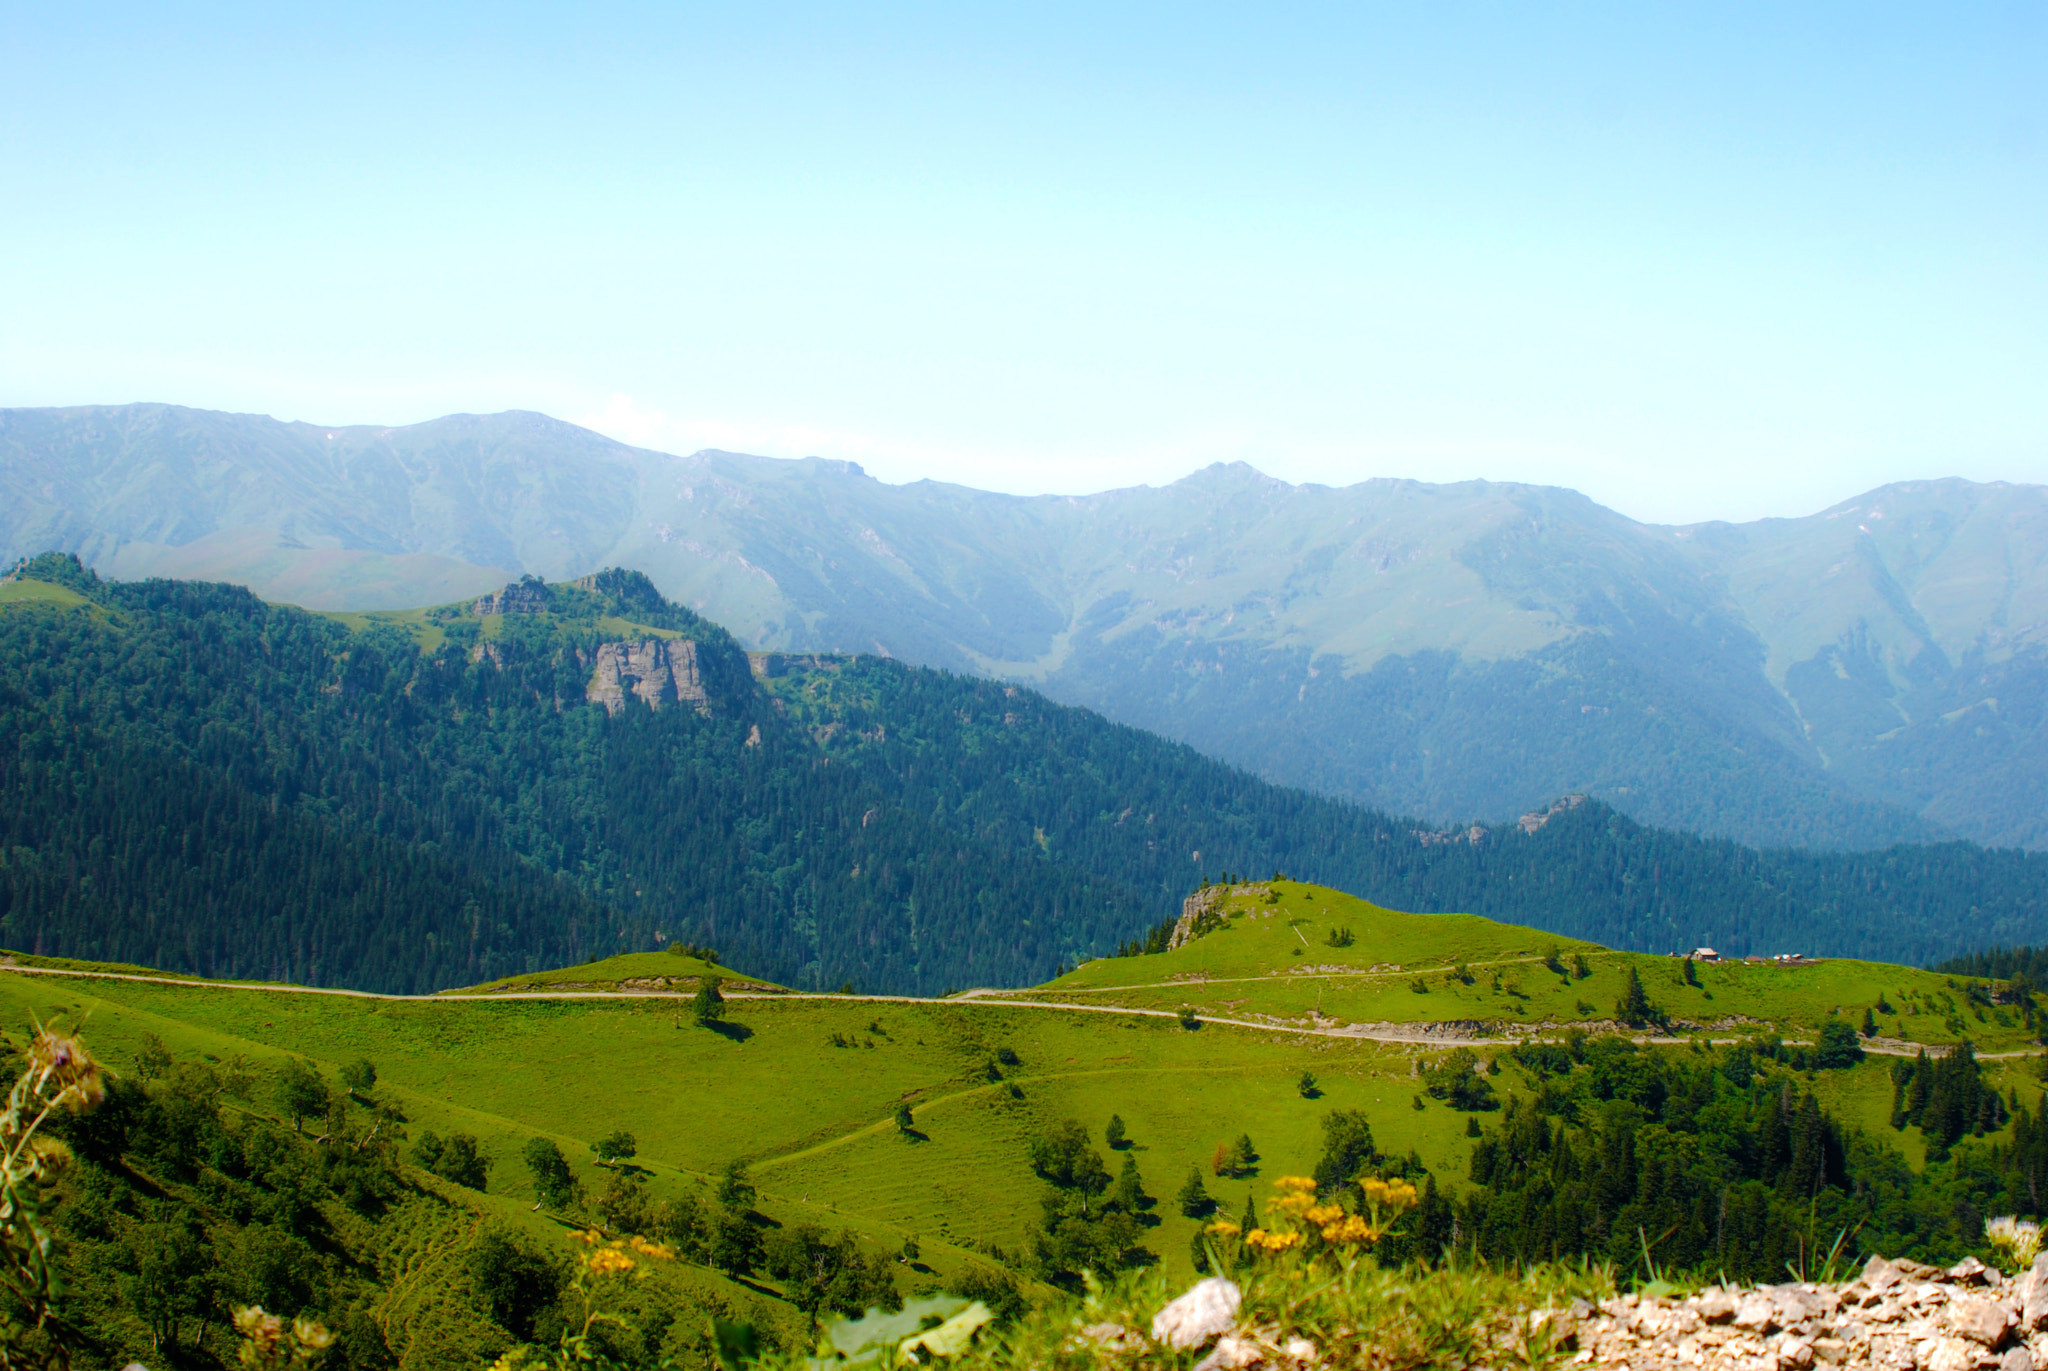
[8,897,2048,1371]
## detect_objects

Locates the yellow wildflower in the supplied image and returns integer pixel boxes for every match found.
[1304,1203,1346,1226]
[1361,1177,1419,1212]
[628,1235,676,1260]
[572,1228,604,1245]
[1274,1175,1318,1193]
[1244,1227,1302,1254]
[1205,1220,1242,1238]
[1320,1215,1380,1244]
[587,1247,636,1276]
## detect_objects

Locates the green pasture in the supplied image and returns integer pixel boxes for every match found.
[318,605,449,652]
[1036,882,2040,1051]
[316,599,692,657]
[442,951,775,994]
[0,578,91,609]
[0,931,2008,1297]
[0,963,1521,1286]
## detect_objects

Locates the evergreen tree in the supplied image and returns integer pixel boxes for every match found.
[694,976,726,1026]
[1176,1166,1214,1218]
[1104,1114,1127,1150]
[1111,1154,1147,1213]
[1313,1110,1379,1195]
[1615,966,1657,1027]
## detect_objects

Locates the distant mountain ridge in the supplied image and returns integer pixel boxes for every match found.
[8,402,2048,850]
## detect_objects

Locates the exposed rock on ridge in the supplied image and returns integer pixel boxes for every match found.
[586,639,709,716]
[471,580,550,616]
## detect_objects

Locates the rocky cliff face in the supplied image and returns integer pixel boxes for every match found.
[1170,884,1268,949]
[585,638,709,716]
[471,580,550,616]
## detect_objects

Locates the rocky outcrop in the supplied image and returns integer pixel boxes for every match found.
[1555,1253,2046,1370]
[471,580,550,616]
[1519,792,1589,834]
[1123,1255,2048,1371]
[585,638,709,716]
[748,652,845,679]
[1170,885,1240,950]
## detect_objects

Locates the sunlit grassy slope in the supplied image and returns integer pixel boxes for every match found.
[314,603,693,657]
[440,951,776,994]
[2,885,2036,1306]
[0,578,91,609]
[1033,881,2040,1051]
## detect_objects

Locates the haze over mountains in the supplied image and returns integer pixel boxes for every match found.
[8,402,2048,852]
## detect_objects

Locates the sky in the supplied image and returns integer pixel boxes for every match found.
[2,3,2043,525]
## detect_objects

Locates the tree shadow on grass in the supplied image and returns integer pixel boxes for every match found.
[705,1021,755,1042]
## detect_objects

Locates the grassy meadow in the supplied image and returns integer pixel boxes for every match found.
[1034,881,2043,1052]
[7,880,2038,1309]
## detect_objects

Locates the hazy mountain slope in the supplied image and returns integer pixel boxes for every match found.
[8,403,2048,849]
[8,557,2048,991]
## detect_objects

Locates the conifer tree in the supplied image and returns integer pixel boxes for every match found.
[1615,966,1656,1027]
[1176,1166,1213,1217]
[1112,1154,1146,1212]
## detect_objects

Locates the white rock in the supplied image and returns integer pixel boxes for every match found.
[1281,1337,1317,1364]
[1153,1278,1244,1350]
[1192,1334,1264,1371]
[1926,1336,1981,1371]
[2025,1254,2048,1332]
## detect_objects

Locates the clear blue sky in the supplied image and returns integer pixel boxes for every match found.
[2,3,2042,523]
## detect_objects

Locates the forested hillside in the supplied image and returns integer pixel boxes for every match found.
[0,556,1140,993]
[763,656,2048,968]
[21,404,2048,852]
[4,554,2048,996]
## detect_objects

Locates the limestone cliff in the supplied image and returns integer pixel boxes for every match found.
[470,580,550,616]
[1169,884,1264,950]
[585,638,710,716]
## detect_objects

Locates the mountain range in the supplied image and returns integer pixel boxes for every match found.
[7,402,2048,850]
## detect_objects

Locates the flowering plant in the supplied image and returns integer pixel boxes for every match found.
[488,1231,675,1371]
[233,1307,335,1371]
[1987,1216,2043,1272]
[0,1026,108,1371]
[1209,1173,1419,1265]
